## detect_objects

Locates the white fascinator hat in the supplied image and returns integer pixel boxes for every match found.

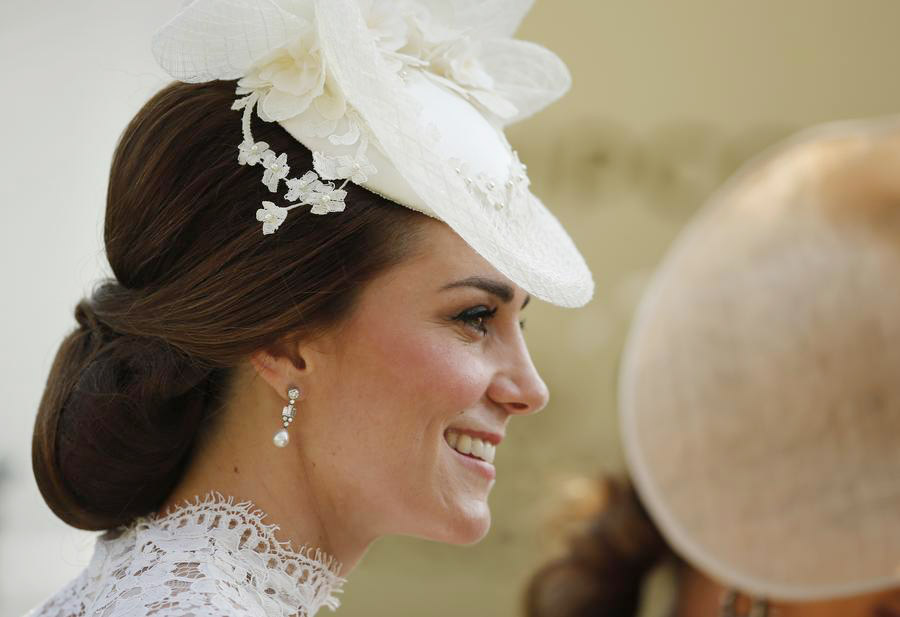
[151,0,594,308]
[619,116,900,600]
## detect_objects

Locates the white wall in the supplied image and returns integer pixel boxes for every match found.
[0,2,179,614]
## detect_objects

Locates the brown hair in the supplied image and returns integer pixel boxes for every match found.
[524,475,673,617]
[32,80,427,531]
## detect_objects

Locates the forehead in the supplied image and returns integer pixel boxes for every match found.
[367,219,524,302]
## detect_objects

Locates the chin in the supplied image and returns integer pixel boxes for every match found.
[455,517,491,545]
[428,501,492,546]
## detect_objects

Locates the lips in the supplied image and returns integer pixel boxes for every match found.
[444,436,497,482]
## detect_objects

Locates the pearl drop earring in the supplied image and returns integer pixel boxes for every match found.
[273,386,300,448]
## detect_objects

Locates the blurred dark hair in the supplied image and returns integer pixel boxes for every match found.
[32,80,427,531]
[524,475,673,617]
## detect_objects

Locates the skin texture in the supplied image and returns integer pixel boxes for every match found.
[156,218,549,574]
[675,565,900,617]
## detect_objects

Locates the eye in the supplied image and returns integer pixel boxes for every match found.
[453,305,498,336]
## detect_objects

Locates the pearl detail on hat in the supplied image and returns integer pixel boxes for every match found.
[451,151,529,213]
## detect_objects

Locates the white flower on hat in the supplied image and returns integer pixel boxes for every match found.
[313,149,376,184]
[438,40,494,92]
[311,76,348,123]
[237,139,271,166]
[408,18,493,91]
[256,201,288,235]
[400,12,518,119]
[307,185,348,215]
[361,0,411,54]
[358,0,419,73]
[284,171,321,201]
[261,152,290,192]
[238,25,328,122]
[338,156,377,184]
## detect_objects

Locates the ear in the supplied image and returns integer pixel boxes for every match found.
[249,344,309,401]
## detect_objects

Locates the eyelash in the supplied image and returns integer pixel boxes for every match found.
[453,306,526,336]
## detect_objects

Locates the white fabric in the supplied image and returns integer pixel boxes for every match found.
[22,492,345,617]
[152,0,594,308]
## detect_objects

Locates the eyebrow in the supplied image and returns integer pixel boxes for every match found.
[441,276,531,309]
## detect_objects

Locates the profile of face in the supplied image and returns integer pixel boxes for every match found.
[275,219,549,547]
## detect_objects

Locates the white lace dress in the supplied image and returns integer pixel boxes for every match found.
[22,492,346,617]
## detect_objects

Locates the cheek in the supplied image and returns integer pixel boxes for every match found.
[341,311,489,415]
[384,333,486,409]
[364,331,494,535]
[322,324,489,455]
[317,320,495,539]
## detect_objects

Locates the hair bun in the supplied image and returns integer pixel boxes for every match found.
[38,307,216,530]
[74,297,117,341]
[75,333,212,406]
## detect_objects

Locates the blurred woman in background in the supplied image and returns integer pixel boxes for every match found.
[527,115,900,617]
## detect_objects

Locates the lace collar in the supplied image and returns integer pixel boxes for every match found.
[86,491,346,617]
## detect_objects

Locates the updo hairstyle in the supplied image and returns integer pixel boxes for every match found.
[32,80,427,530]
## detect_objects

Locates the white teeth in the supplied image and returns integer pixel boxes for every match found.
[471,439,485,459]
[445,430,496,464]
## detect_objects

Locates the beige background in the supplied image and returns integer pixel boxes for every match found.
[2,1,900,616]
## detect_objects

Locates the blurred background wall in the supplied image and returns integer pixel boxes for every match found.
[2,1,900,616]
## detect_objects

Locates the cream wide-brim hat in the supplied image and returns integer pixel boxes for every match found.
[152,0,594,308]
[620,116,900,601]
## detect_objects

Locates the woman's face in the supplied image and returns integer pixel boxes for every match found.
[298,220,549,545]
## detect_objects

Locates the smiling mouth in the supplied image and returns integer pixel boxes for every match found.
[444,429,496,464]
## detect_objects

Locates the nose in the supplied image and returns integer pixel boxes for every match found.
[486,341,550,416]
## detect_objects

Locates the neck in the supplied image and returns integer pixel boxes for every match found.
[155,379,374,576]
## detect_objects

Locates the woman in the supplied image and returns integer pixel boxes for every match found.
[527,116,900,616]
[526,476,900,617]
[25,1,594,616]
